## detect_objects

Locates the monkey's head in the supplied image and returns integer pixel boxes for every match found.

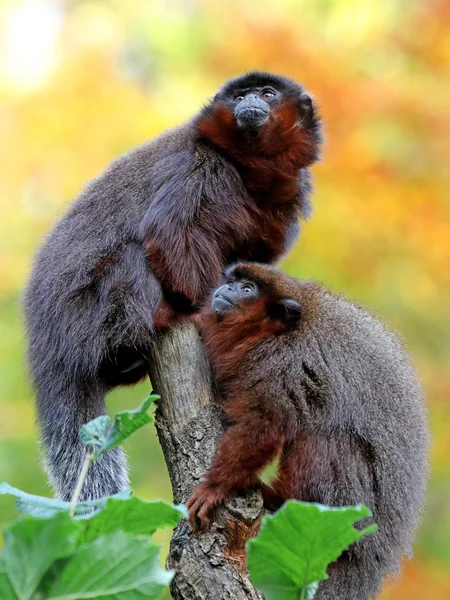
[196,72,322,165]
[206,262,305,334]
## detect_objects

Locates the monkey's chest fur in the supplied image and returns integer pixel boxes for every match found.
[143,142,304,267]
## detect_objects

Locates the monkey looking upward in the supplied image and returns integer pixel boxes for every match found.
[24,72,322,502]
[188,263,429,600]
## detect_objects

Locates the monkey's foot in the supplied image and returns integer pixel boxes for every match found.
[186,483,226,531]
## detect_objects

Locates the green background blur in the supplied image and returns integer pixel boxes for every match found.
[0,0,449,597]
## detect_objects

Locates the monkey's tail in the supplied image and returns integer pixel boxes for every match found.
[36,372,129,502]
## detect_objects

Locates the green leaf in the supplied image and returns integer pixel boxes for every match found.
[101,395,158,454]
[73,488,134,519]
[79,396,158,458]
[0,483,69,518]
[0,483,134,520]
[82,495,187,543]
[247,501,377,600]
[2,513,83,600]
[0,559,17,600]
[79,416,111,451]
[48,531,173,599]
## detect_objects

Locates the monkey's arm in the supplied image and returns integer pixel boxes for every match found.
[139,156,252,307]
[187,409,284,527]
[143,226,223,308]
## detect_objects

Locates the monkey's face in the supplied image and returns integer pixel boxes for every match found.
[210,264,303,331]
[214,72,316,133]
[232,89,274,129]
[196,71,321,163]
[212,278,259,316]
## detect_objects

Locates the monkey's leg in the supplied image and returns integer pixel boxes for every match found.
[271,436,384,600]
[31,241,163,501]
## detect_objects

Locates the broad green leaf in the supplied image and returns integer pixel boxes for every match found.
[0,559,17,600]
[0,483,133,520]
[247,501,377,600]
[79,416,111,451]
[74,488,134,519]
[101,395,158,454]
[83,495,187,542]
[2,513,83,600]
[0,483,69,518]
[79,396,158,458]
[34,558,72,599]
[48,531,173,599]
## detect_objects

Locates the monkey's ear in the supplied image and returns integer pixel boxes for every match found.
[269,299,302,328]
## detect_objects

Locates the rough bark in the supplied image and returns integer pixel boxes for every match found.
[148,323,264,600]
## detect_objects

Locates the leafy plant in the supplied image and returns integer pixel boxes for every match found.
[0,397,185,600]
[0,395,377,600]
[247,500,377,600]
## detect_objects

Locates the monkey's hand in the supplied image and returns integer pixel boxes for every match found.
[186,483,226,531]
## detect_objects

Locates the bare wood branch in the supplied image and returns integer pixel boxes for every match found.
[148,323,264,600]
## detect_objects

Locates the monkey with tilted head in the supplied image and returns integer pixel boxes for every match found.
[24,72,322,502]
[187,263,429,600]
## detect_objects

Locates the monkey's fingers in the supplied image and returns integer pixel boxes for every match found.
[187,487,218,531]
[189,499,214,530]
[186,491,205,530]
[187,497,203,516]
[188,510,200,532]
[185,495,197,510]
[197,503,213,527]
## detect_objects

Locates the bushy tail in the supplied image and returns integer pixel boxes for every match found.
[37,372,129,501]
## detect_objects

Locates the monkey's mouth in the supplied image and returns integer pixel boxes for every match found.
[236,107,269,129]
[212,295,233,315]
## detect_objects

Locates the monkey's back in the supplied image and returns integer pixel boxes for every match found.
[311,286,428,536]
[24,122,192,294]
[311,288,428,597]
[22,123,193,379]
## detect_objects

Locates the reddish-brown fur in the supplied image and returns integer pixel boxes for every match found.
[187,267,300,525]
[200,298,285,382]
[197,99,317,200]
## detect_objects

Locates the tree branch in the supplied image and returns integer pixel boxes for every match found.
[148,323,264,600]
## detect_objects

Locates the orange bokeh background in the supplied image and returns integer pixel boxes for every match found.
[0,1,449,596]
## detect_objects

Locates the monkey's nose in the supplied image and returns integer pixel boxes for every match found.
[235,95,269,129]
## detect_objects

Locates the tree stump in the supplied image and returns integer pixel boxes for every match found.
[148,323,264,600]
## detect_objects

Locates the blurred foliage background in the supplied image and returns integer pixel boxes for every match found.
[0,0,449,596]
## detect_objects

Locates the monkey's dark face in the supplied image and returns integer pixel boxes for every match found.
[212,278,259,316]
[211,266,303,330]
[197,72,321,161]
[232,88,275,129]
[216,72,314,133]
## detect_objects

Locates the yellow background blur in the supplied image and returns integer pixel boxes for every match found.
[0,0,449,597]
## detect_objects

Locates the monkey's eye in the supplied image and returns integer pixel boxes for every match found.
[235,94,245,102]
[261,89,276,99]
[241,283,255,294]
